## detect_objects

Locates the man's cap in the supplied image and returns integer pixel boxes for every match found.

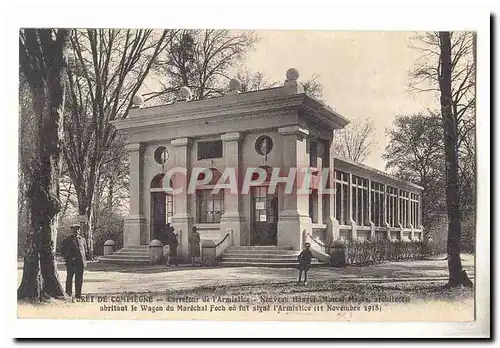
[70,224,81,229]
[304,242,311,246]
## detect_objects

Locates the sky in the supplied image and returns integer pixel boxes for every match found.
[240,30,439,171]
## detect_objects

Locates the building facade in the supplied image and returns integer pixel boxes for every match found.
[112,69,423,261]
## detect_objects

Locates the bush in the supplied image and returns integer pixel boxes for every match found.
[461,215,475,254]
[328,239,430,266]
[55,217,74,255]
[93,211,124,256]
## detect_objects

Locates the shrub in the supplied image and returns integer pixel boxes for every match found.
[93,211,124,256]
[328,239,430,266]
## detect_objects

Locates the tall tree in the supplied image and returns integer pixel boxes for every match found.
[236,68,324,99]
[236,68,277,92]
[332,118,378,163]
[18,28,71,300]
[410,31,474,286]
[144,29,257,103]
[383,113,446,229]
[63,29,173,259]
[409,31,476,197]
[438,31,472,287]
[301,73,324,100]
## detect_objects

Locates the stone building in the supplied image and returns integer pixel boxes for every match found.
[108,69,423,265]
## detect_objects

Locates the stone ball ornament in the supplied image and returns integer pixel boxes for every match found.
[286,68,300,81]
[132,94,144,107]
[229,78,242,91]
[179,86,192,100]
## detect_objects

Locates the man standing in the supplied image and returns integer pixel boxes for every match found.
[188,226,201,266]
[165,223,179,266]
[297,242,312,285]
[62,224,87,298]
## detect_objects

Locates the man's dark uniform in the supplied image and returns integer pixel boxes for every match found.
[62,227,87,298]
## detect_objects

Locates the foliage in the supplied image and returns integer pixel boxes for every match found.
[384,113,446,227]
[460,215,475,254]
[328,239,430,266]
[62,29,171,259]
[301,73,324,100]
[93,210,124,256]
[146,29,257,102]
[236,68,277,92]
[332,118,378,163]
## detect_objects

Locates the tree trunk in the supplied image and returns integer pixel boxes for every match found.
[18,30,70,298]
[438,31,472,288]
[107,177,114,211]
[77,193,96,261]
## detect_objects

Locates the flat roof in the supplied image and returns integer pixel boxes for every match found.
[113,84,350,131]
[333,156,424,191]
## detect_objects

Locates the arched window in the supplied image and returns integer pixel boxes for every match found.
[150,173,174,191]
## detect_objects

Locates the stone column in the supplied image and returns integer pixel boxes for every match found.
[324,140,339,244]
[277,126,312,250]
[171,137,193,261]
[409,193,414,240]
[123,143,147,247]
[219,132,246,246]
[397,189,403,240]
[349,173,357,240]
[383,184,390,239]
[368,179,375,241]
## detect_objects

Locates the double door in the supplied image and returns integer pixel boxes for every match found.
[251,186,278,245]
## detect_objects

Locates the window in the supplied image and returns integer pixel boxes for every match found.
[309,140,318,167]
[154,146,169,164]
[370,182,385,227]
[322,192,330,222]
[410,193,420,228]
[334,170,350,225]
[197,189,224,223]
[309,189,318,223]
[398,190,410,228]
[252,186,277,223]
[386,186,398,227]
[166,194,173,223]
[198,140,223,160]
[351,175,369,226]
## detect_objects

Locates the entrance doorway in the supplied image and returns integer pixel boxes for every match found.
[150,192,173,240]
[251,186,278,245]
[150,174,174,242]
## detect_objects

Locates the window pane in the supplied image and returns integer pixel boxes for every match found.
[198,140,223,160]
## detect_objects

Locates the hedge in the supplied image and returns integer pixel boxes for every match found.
[328,239,432,266]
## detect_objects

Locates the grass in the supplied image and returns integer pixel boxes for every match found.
[161,279,474,305]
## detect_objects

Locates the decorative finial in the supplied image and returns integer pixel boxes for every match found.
[229,78,242,92]
[286,68,299,82]
[178,86,192,101]
[132,94,144,107]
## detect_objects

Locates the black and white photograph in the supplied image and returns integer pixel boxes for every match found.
[3,1,491,339]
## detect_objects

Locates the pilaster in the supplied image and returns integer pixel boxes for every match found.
[170,137,193,260]
[219,132,246,246]
[124,143,147,246]
[277,125,311,250]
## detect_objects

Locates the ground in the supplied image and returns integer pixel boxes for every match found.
[17,255,475,321]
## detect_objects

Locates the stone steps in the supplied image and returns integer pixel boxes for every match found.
[223,253,298,260]
[98,246,151,265]
[223,257,300,263]
[221,246,327,268]
[219,260,325,268]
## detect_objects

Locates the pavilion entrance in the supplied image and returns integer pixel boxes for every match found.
[150,174,174,242]
[250,186,278,245]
